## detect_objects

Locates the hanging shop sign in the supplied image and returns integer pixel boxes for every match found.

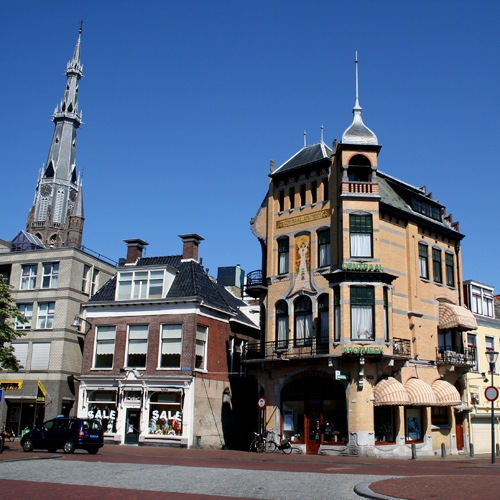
[37,380,47,402]
[342,346,384,355]
[0,380,23,390]
[342,262,383,272]
[334,371,349,381]
[276,209,331,229]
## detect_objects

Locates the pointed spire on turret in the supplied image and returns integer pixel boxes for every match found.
[342,52,378,145]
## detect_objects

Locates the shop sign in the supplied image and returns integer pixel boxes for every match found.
[342,262,383,272]
[342,346,384,355]
[0,380,23,390]
[334,371,349,381]
[276,209,330,229]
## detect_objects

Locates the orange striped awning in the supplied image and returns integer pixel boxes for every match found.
[432,379,461,406]
[439,302,477,331]
[404,378,437,406]
[374,377,410,406]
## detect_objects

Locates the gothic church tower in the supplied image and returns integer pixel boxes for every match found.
[26,26,85,248]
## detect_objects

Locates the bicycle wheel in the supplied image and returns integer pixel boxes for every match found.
[249,440,256,452]
[282,442,292,454]
[256,441,266,453]
[265,441,277,453]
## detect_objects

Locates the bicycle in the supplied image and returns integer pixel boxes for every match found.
[249,432,265,453]
[265,433,292,454]
[4,427,15,442]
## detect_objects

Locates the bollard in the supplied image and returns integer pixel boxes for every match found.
[470,443,474,458]
[411,443,417,460]
[441,443,446,459]
[496,443,500,457]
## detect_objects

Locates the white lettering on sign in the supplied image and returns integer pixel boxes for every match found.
[151,409,182,422]
[88,409,116,420]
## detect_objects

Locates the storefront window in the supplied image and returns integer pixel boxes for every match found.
[149,391,183,436]
[374,406,396,443]
[405,407,423,442]
[87,391,118,433]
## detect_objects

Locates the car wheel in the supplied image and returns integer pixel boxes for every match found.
[22,439,34,452]
[87,447,99,455]
[63,441,75,454]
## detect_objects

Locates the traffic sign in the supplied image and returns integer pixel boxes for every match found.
[485,386,499,402]
[257,397,267,409]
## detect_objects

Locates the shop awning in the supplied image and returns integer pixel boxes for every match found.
[432,379,461,406]
[439,302,477,331]
[374,377,410,406]
[404,378,437,406]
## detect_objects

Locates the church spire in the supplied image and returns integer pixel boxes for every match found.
[26,25,85,248]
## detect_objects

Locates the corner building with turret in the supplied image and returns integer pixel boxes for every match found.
[245,61,477,457]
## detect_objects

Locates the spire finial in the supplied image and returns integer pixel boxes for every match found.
[355,51,361,110]
[79,19,84,34]
[303,130,306,148]
[321,125,324,143]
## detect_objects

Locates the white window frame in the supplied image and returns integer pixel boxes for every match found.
[117,270,165,300]
[93,326,116,369]
[42,262,59,289]
[195,325,208,371]
[126,325,149,369]
[16,303,33,329]
[159,324,183,369]
[82,264,91,293]
[20,264,37,290]
[37,302,55,329]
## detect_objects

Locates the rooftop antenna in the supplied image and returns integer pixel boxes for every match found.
[321,125,324,143]
[303,130,307,147]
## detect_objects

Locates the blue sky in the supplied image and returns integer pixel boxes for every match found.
[1,1,500,288]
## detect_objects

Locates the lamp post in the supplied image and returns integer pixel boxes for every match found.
[485,350,499,464]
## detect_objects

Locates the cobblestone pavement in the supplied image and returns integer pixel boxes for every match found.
[1,442,500,500]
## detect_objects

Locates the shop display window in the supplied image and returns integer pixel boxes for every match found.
[374,406,396,443]
[405,407,423,442]
[87,391,117,433]
[149,392,182,436]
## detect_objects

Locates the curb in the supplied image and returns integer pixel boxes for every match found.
[354,481,407,500]
[0,454,62,464]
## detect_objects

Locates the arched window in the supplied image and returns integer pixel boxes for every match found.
[348,154,371,182]
[294,295,312,346]
[318,294,329,346]
[275,300,289,350]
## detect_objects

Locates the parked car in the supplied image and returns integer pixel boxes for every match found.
[20,417,104,454]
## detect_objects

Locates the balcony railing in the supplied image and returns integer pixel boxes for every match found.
[246,270,265,287]
[393,337,411,358]
[342,181,379,195]
[244,338,330,362]
[435,345,476,367]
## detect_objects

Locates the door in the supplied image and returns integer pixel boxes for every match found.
[305,406,322,454]
[455,418,464,451]
[124,409,140,444]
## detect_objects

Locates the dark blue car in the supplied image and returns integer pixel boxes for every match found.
[20,417,104,454]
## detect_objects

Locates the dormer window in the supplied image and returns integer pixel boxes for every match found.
[117,269,165,300]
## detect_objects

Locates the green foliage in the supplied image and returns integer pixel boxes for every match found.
[0,275,27,371]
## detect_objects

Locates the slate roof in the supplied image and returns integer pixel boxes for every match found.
[377,171,461,235]
[89,255,257,329]
[271,142,332,176]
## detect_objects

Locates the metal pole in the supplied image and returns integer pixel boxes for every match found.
[492,370,495,465]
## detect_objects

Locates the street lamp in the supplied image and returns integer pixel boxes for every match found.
[71,315,92,335]
[485,349,499,464]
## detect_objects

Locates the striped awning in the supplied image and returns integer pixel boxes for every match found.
[439,302,477,331]
[432,379,461,406]
[404,378,437,406]
[374,377,410,406]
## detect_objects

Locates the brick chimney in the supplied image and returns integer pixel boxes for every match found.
[179,234,204,262]
[123,238,149,265]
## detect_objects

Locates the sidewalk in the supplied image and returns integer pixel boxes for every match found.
[1,441,499,500]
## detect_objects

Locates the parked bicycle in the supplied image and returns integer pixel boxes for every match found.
[3,427,15,442]
[265,432,292,454]
[249,431,265,453]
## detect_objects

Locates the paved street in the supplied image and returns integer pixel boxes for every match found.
[1,443,500,499]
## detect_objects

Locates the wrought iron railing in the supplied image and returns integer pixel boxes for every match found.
[436,345,476,366]
[244,338,329,361]
[246,270,265,287]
